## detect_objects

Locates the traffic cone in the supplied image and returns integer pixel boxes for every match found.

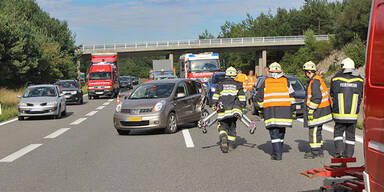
[116,94,120,104]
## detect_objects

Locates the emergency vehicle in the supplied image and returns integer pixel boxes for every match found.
[87,53,120,99]
[179,52,220,83]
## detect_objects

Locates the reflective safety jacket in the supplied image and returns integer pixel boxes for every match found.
[235,74,248,91]
[244,75,256,91]
[212,78,246,120]
[330,71,364,123]
[304,75,332,127]
[256,76,295,129]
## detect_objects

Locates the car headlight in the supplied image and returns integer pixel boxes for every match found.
[88,86,95,89]
[47,101,58,105]
[211,87,216,92]
[105,86,111,89]
[153,100,166,112]
[18,102,27,107]
[115,104,122,113]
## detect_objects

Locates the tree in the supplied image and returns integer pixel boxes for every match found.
[199,29,215,39]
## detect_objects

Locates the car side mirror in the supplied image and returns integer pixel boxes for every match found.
[17,95,22,99]
[177,92,185,98]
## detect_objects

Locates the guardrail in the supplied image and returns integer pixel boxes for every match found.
[81,35,330,52]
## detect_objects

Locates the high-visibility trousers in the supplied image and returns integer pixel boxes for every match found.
[334,122,356,157]
[309,125,323,154]
[269,127,286,159]
[218,117,237,143]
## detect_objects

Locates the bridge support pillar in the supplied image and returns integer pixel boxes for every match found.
[166,53,174,69]
[256,50,267,76]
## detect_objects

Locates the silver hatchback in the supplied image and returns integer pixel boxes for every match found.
[17,85,66,120]
[113,79,206,135]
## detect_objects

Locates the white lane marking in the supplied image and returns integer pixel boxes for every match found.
[85,111,98,117]
[0,144,42,163]
[96,106,105,110]
[108,99,114,102]
[297,119,363,143]
[70,118,87,125]
[0,118,17,126]
[103,102,110,106]
[44,128,70,139]
[83,94,88,97]
[182,129,195,148]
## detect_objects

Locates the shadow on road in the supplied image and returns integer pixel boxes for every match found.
[257,141,292,156]
[295,139,336,157]
[201,136,257,149]
[23,111,74,121]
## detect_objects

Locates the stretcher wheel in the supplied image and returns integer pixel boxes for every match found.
[202,128,207,134]
[250,129,255,134]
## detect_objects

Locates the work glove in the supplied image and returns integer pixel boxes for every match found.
[308,109,314,121]
[211,105,216,111]
[292,111,297,119]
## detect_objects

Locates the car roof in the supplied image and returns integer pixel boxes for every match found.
[143,79,190,84]
[28,84,58,88]
[56,80,76,82]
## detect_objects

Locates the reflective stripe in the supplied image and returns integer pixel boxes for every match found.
[219,130,227,135]
[333,77,364,83]
[321,98,329,103]
[334,136,343,141]
[217,109,243,119]
[351,94,358,115]
[332,113,358,120]
[271,139,283,143]
[338,93,344,114]
[264,98,291,103]
[345,140,355,145]
[257,102,263,108]
[212,94,220,100]
[265,118,292,127]
[322,91,329,97]
[310,141,324,148]
[264,92,289,97]
[308,114,333,126]
[308,102,319,109]
[228,135,236,141]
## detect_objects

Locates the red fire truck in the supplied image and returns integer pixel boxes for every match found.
[179,52,220,83]
[301,1,384,191]
[87,53,120,99]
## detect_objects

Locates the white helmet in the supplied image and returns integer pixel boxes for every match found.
[269,62,282,73]
[225,67,237,77]
[341,58,355,69]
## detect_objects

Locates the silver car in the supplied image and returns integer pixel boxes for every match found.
[113,79,206,135]
[17,85,66,120]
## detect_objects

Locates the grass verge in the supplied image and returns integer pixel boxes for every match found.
[0,88,24,122]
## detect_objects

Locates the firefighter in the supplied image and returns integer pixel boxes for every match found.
[303,61,333,159]
[256,62,295,160]
[212,67,246,153]
[331,58,364,158]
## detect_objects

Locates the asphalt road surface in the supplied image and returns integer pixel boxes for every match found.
[0,92,364,192]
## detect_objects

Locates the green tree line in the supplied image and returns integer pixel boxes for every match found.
[0,0,78,88]
[200,0,371,74]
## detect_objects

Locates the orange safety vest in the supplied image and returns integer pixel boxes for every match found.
[263,77,291,108]
[307,75,331,109]
[235,74,247,90]
[245,75,256,90]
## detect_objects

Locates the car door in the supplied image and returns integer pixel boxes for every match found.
[174,81,190,123]
[185,81,202,122]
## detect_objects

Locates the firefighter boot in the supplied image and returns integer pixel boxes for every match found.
[228,140,236,151]
[219,134,229,153]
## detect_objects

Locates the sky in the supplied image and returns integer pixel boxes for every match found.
[36,0,336,45]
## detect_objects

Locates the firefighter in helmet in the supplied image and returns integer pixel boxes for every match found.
[331,58,364,158]
[212,66,246,153]
[256,62,295,160]
[303,61,333,159]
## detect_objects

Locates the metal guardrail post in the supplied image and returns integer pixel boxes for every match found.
[242,38,244,44]
[188,40,190,46]
[220,39,222,44]
[93,45,95,51]
[209,39,212,44]
[104,44,106,50]
[167,41,169,47]
[231,38,233,44]
[178,41,180,46]
[199,40,200,45]
[252,37,254,43]
[146,42,148,48]
[124,43,127,49]
[114,44,116,50]
[262,37,265,42]
[157,42,159,47]
[135,43,137,48]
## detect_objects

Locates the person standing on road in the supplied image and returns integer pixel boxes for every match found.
[256,62,295,160]
[144,69,154,83]
[303,61,333,159]
[245,70,257,106]
[330,58,364,158]
[212,67,246,153]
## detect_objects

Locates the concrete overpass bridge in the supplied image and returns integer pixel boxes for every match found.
[80,35,329,75]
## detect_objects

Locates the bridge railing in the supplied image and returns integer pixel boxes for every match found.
[81,35,330,52]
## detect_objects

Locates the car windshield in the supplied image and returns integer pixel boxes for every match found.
[120,77,130,81]
[23,87,57,97]
[55,81,78,88]
[212,74,226,84]
[155,76,176,80]
[89,72,111,80]
[130,83,175,99]
[289,79,305,91]
[190,59,220,72]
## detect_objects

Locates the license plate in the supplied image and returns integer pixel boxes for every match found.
[296,105,301,110]
[30,108,40,112]
[96,92,103,95]
[127,117,142,121]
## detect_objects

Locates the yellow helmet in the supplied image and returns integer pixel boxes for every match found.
[269,62,282,73]
[303,61,317,71]
[225,67,237,77]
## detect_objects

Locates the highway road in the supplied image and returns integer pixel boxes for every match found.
[0,92,364,192]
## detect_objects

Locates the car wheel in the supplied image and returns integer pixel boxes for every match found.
[164,112,177,134]
[18,116,24,121]
[88,95,92,100]
[80,97,84,104]
[55,106,62,119]
[116,129,130,135]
